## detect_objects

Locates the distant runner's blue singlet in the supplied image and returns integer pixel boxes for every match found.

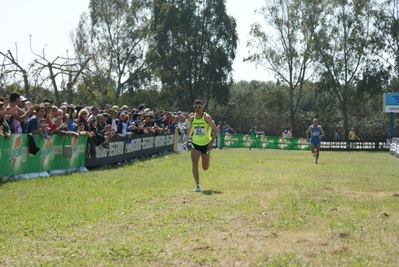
[310,125,321,145]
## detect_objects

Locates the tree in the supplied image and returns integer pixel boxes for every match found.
[371,0,399,89]
[149,0,237,110]
[209,80,290,135]
[245,0,323,133]
[216,81,268,133]
[0,49,31,98]
[314,0,375,137]
[72,13,115,107]
[29,45,90,106]
[73,0,152,103]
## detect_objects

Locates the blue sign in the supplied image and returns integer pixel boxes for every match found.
[383,93,399,113]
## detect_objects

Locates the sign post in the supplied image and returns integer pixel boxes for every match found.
[390,112,394,140]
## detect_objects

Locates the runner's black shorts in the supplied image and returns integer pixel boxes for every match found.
[192,143,210,155]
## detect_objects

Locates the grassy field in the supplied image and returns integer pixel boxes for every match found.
[0,149,398,266]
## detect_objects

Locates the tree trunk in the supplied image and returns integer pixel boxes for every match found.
[22,71,30,99]
[67,71,73,104]
[48,63,60,106]
[289,84,295,135]
[342,97,349,138]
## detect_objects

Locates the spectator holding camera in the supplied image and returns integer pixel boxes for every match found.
[8,92,37,134]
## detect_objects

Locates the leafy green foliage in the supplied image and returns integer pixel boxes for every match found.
[72,0,152,104]
[313,0,377,137]
[149,0,238,110]
[371,0,399,79]
[246,0,325,134]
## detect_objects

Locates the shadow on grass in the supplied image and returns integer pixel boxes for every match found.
[201,190,222,195]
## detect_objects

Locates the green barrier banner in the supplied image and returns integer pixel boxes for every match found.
[0,134,87,178]
[217,134,310,150]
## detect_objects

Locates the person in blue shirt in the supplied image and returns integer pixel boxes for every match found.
[219,121,236,134]
[25,106,46,135]
[306,118,326,164]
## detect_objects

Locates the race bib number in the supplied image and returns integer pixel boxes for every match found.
[312,131,320,137]
[195,126,205,136]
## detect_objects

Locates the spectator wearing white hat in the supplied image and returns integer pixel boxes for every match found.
[8,92,37,134]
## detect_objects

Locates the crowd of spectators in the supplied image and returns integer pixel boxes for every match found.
[0,92,191,157]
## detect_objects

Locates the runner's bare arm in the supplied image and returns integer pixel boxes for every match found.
[205,115,218,144]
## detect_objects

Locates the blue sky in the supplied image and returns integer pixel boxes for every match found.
[1,0,273,82]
